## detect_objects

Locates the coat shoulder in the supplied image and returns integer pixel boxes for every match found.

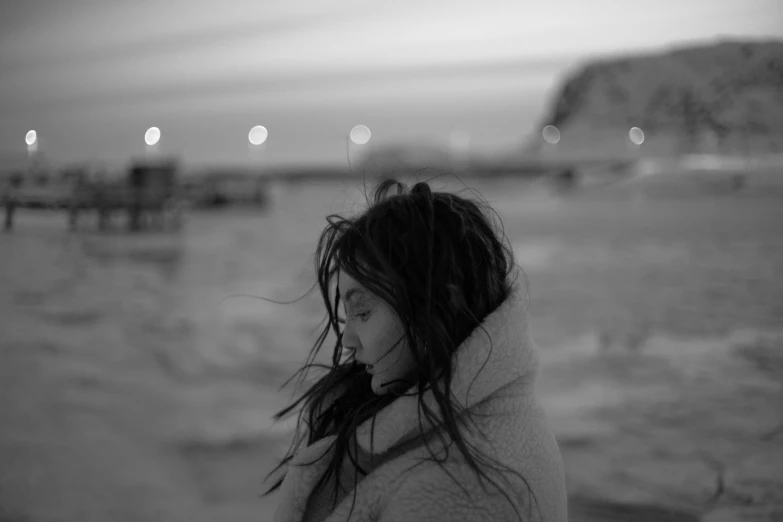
[374,392,568,522]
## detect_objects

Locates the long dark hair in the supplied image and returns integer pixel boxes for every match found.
[263,176,538,520]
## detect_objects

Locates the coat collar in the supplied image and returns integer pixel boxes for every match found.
[355,264,538,455]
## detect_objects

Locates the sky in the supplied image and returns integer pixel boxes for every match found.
[0,0,781,169]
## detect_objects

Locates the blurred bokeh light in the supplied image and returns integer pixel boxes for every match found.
[629,126,645,146]
[248,125,268,146]
[542,125,560,145]
[145,126,161,146]
[349,125,372,145]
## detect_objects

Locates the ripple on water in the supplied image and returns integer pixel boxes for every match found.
[13,290,46,306]
[569,495,700,522]
[36,308,105,327]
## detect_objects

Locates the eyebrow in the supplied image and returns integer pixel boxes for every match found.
[342,288,370,305]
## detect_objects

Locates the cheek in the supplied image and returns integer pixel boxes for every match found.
[358,313,403,360]
[374,331,409,369]
[371,344,416,390]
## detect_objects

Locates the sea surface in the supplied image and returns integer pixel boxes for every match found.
[2,171,782,521]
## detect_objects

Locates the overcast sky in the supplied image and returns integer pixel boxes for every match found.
[1,0,780,168]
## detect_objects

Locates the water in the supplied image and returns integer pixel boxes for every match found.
[2,174,783,521]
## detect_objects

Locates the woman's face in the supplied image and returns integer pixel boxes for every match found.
[337,271,417,395]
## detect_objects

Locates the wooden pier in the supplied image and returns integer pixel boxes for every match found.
[2,159,184,233]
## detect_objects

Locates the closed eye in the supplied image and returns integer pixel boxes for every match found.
[336,312,370,324]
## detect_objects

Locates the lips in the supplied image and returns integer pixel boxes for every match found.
[355,359,374,373]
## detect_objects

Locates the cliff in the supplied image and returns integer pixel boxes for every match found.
[535,40,783,158]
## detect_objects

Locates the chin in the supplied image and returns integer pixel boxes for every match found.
[370,376,391,395]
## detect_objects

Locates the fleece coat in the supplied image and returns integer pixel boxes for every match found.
[271,266,568,522]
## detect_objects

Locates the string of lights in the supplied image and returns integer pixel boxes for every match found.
[22,123,648,153]
[21,124,376,158]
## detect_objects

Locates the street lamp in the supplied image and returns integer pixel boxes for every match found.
[248,125,268,146]
[542,125,560,145]
[349,125,371,145]
[541,125,560,166]
[247,124,268,168]
[346,125,372,171]
[629,127,645,146]
[144,126,161,159]
[247,125,269,200]
[145,126,161,146]
[25,130,39,185]
[25,130,37,147]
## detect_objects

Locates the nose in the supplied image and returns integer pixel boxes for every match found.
[340,322,360,356]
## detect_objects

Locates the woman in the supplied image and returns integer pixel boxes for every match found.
[264,179,567,521]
